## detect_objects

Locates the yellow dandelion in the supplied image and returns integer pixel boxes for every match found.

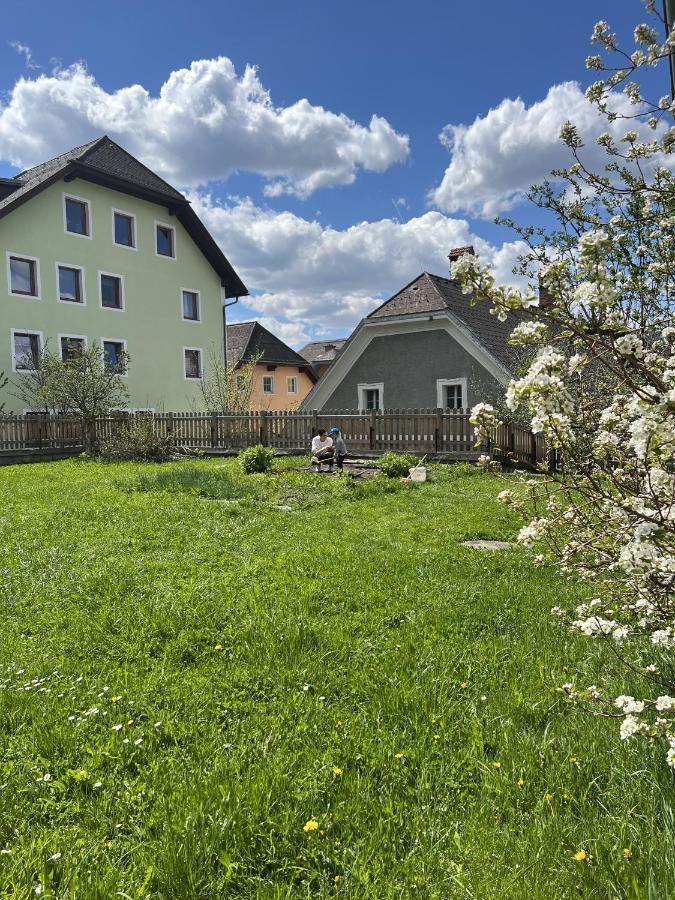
[623,848,632,860]
[332,767,343,777]
[573,850,587,862]
[394,752,404,760]
[545,793,553,802]
[570,757,578,764]
[214,644,223,652]
[433,734,441,740]
[303,819,319,832]
[460,682,468,689]
[517,778,525,787]
[492,761,501,769]
[111,696,121,703]
[127,719,133,725]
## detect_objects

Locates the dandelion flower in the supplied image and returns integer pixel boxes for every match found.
[460,682,468,689]
[433,734,441,740]
[394,752,404,760]
[492,762,501,769]
[303,819,319,832]
[332,767,343,777]
[214,644,223,652]
[623,848,632,859]
[545,793,553,802]
[573,850,587,862]
[127,719,134,725]
[517,778,525,787]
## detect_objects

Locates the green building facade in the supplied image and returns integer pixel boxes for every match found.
[0,137,247,412]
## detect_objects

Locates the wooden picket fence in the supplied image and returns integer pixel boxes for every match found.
[0,409,548,467]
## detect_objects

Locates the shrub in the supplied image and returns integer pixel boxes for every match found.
[239,444,275,475]
[98,417,177,462]
[376,452,419,478]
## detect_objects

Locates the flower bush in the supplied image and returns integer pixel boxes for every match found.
[376,452,419,478]
[453,3,675,766]
[239,444,276,474]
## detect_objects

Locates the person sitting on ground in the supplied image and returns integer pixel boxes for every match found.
[310,429,334,472]
[328,427,347,473]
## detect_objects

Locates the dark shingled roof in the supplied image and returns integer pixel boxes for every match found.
[0,136,247,297]
[367,272,523,371]
[298,339,347,365]
[227,322,315,371]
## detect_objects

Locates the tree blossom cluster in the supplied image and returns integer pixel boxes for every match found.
[455,3,675,767]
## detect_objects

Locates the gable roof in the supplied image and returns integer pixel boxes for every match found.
[226,321,316,374]
[298,339,347,365]
[0,136,247,297]
[367,271,522,371]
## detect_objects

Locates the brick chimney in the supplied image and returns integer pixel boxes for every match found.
[448,245,475,263]
[538,275,556,309]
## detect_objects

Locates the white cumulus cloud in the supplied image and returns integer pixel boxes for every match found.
[0,60,409,197]
[429,81,666,218]
[192,194,526,341]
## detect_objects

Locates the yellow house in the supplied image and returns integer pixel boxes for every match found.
[226,321,317,410]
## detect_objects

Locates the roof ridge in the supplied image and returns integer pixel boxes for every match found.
[14,137,104,180]
[77,136,187,202]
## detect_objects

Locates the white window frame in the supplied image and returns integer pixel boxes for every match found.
[155,220,176,260]
[10,328,43,373]
[357,382,384,411]
[58,332,88,361]
[98,270,125,312]
[180,287,201,323]
[183,346,203,381]
[62,193,92,240]
[55,262,87,306]
[262,375,275,395]
[6,251,41,299]
[436,377,468,410]
[101,337,128,377]
[111,208,137,251]
[287,376,298,395]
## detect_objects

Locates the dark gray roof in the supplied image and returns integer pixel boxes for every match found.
[0,136,247,297]
[367,272,523,371]
[298,339,347,365]
[0,138,103,214]
[227,322,316,373]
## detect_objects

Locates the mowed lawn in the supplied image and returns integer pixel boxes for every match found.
[0,459,673,899]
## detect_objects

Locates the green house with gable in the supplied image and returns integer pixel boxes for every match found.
[0,136,247,412]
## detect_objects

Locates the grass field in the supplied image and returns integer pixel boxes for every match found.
[0,457,673,898]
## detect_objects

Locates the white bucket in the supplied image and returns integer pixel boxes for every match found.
[409,466,427,483]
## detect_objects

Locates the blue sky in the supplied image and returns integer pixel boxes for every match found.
[0,0,654,346]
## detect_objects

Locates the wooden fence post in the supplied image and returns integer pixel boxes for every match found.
[210,412,218,448]
[435,407,443,453]
[259,410,268,446]
[166,411,174,436]
[369,409,377,451]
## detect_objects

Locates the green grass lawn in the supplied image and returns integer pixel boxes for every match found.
[0,458,673,898]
